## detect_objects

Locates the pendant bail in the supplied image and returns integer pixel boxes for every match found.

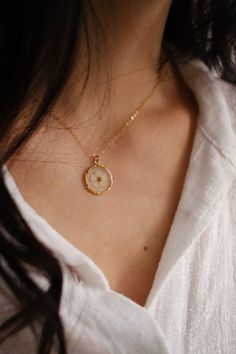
[94,154,101,166]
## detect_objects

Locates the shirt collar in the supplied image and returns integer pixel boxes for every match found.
[145,58,236,309]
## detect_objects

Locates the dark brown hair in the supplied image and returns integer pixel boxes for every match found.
[0,1,235,353]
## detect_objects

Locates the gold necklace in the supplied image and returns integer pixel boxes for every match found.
[38,82,158,195]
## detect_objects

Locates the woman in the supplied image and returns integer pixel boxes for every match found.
[0,0,236,353]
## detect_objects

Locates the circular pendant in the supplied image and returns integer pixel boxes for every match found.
[84,157,113,195]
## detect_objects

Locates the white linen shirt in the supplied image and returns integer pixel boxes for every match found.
[1,58,236,354]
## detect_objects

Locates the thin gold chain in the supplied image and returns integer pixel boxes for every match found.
[33,81,158,159]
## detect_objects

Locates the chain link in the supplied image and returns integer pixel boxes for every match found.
[33,81,158,160]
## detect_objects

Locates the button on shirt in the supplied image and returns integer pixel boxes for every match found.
[1,58,236,354]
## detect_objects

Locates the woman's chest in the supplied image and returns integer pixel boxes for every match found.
[9,157,187,306]
[40,179,181,306]
[8,106,197,306]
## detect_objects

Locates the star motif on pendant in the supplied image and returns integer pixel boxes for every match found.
[89,169,108,189]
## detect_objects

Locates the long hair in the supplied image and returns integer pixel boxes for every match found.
[0,1,235,353]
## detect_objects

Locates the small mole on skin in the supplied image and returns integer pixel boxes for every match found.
[143,246,148,251]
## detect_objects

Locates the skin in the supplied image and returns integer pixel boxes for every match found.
[8,1,198,306]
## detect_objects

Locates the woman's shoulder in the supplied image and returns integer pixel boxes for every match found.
[178,58,236,168]
[212,67,236,109]
[178,57,236,109]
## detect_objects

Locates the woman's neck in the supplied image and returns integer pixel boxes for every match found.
[46,1,176,148]
[86,0,172,74]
